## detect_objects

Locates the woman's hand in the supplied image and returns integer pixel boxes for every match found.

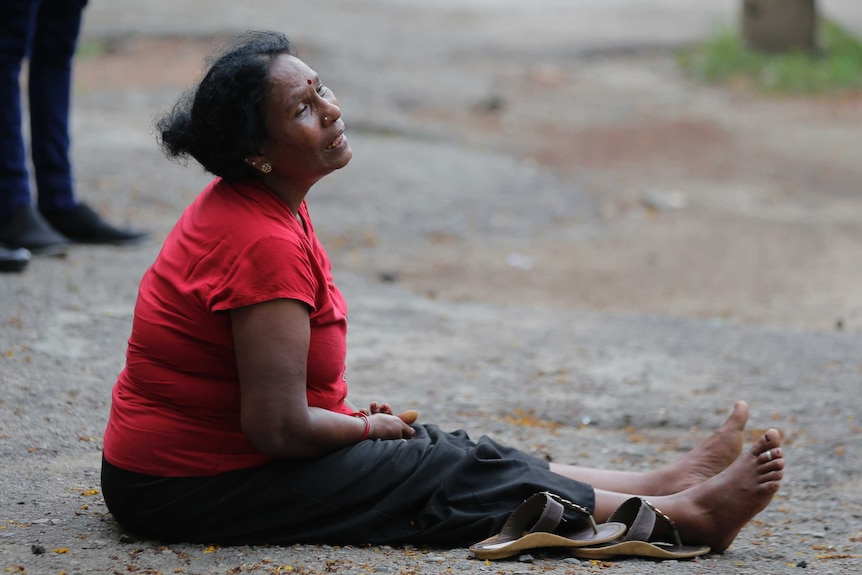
[355,402,418,439]
[357,403,418,424]
[361,401,392,415]
[368,412,416,440]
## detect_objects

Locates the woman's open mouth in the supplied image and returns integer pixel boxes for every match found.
[326,132,346,150]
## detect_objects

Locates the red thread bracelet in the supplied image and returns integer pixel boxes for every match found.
[353,412,370,441]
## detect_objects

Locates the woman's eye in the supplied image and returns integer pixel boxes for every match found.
[295,104,309,117]
[317,84,329,96]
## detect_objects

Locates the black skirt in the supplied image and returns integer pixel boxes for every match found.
[101,424,595,546]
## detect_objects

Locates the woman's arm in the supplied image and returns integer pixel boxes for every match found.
[231,298,413,458]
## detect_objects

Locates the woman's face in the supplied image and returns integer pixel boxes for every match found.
[258,54,352,186]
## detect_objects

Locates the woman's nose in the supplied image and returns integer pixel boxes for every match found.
[321,101,340,124]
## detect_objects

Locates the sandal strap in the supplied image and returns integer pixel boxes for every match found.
[642,499,684,547]
[608,497,684,546]
[497,492,565,541]
[607,497,655,542]
[542,491,600,534]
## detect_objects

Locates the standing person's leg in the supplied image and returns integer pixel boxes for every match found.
[27,0,87,213]
[0,0,69,253]
[0,1,44,267]
[0,0,37,216]
[29,0,147,245]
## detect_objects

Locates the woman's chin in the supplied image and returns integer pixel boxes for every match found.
[331,146,353,170]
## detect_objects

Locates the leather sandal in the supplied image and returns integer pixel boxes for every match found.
[572,497,710,560]
[469,491,627,560]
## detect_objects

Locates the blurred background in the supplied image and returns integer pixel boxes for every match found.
[70,0,862,333]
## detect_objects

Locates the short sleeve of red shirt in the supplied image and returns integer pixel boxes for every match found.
[208,233,316,311]
[103,178,352,477]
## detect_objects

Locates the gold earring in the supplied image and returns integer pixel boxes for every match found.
[261,162,272,174]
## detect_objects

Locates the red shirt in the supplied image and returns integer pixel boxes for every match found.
[103,178,351,476]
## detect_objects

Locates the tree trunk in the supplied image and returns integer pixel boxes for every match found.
[741,0,818,53]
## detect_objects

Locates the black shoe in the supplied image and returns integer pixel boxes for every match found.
[42,203,148,246]
[0,205,70,255]
[0,246,31,272]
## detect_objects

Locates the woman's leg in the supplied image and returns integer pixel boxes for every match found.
[592,427,784,553]
[550,400,749,496]
[102,425,597,546]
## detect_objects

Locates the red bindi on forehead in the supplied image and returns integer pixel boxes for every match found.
[307,79,312,85]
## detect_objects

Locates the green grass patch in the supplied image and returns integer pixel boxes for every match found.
[677,19,862,93]
[75,38,116,60]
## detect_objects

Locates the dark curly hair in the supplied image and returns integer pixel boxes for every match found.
[156,31,296,179]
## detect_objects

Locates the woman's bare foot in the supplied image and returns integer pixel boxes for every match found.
[652,400,749,495]
[656,427,784,553]
[550,401,750,498]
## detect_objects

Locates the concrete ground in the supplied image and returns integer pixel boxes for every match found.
[2,1,861,573]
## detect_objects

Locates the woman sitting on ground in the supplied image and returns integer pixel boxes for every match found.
[100,31,784,558]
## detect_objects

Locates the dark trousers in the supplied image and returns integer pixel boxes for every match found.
[101,424,595,546]
[0,0,89,220]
